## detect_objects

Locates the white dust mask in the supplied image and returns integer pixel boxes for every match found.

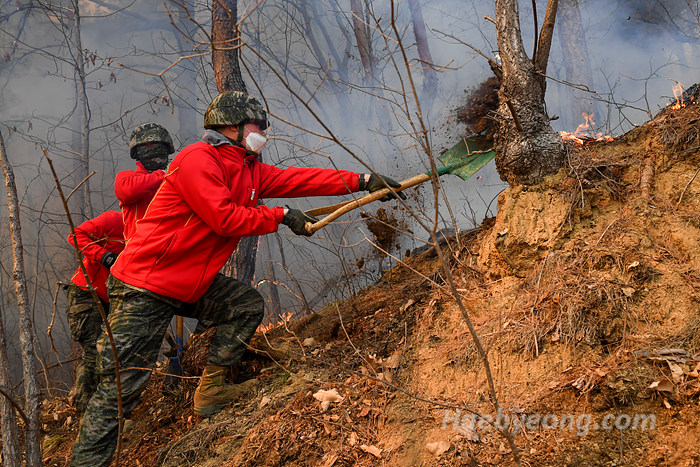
[244,132,267,153]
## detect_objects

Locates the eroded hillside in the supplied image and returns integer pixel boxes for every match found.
[40,100,700,466]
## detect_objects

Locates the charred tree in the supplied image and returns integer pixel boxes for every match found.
[494,0,565,185]
[0,133,41,466]
[213,0,259,285]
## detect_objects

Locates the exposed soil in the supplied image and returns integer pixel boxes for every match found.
[455,76,500,144]
[362,207,408,257]
[37,101,700,466]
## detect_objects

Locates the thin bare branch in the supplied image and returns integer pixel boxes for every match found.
[43,148,126,465]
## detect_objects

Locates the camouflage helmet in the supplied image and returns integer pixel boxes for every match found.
[129,123,175,158]
[204,91,268,130]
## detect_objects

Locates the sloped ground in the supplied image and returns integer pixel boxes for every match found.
[40,101,700,466]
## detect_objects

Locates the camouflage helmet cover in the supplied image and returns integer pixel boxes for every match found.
[129,123,175,158]
[204,91,268,130]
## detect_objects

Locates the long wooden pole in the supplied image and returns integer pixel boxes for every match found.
[305,172,432,234]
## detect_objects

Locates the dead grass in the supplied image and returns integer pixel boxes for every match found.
[39,95,700,467]
[658,105,700,151]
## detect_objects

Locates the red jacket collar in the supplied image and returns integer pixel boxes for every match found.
[216,143,258,165]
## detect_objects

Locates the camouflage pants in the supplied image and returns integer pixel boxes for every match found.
[71,273,264,467]
[66,285,108,414]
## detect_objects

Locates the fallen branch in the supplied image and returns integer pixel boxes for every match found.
[0,386,29,426]
[640,156,655,201]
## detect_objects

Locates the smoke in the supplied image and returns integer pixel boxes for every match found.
[544,0,700,131]
[0,0,697,388]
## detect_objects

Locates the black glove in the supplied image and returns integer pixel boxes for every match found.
[100,251,118,269]
[282,208,318,237]
[359,173,407,202]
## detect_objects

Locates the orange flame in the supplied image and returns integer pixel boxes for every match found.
[560,112,613,145]
[257,311,295,333]
[671,82,685,110]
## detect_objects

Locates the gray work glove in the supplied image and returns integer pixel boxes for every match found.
[100,251,118,269]
[282,208,318,237]
[359,174,407,202]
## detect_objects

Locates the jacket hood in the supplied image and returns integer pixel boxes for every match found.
[202,129,231,147]
[203,129,258,164]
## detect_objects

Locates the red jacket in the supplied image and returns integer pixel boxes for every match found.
[69,210,125,302]
[114,162,165,240]
[111,140,360,303]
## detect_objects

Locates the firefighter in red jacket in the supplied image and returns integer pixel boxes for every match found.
[115,123,175,240]
[71,91,404,466]
[65,210,124,413]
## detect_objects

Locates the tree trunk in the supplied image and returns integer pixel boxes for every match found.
[175,3,200,146]
[349,0,374,83]
[0,132,41,466]
[407,0,437,102]
[227,237,259,285]
[212,0,258,285]
[299,2,353,110]
[275,233,311,315]
[302,2,348,82]
[557,0,599,127]
[494,0,565,186]
[72,0,92,219]
[213,0,247,93]
[70,86,86,225]
[262,235,281,320]
[0,301,20,467]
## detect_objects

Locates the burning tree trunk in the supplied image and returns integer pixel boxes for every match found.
[494,0,565,185]
[212,0,259,285]
[0,133,41,466]
[0,301,20,467]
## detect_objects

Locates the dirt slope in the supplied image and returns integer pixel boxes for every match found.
[41,101,700,466]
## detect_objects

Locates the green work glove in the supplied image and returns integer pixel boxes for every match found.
[282,208,318,237]
[359,174,407,202]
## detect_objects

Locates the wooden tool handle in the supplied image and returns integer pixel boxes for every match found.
[176,316,183,343]
[305,199,356,217]
[305,164,456,218]
[305,172,432,234]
